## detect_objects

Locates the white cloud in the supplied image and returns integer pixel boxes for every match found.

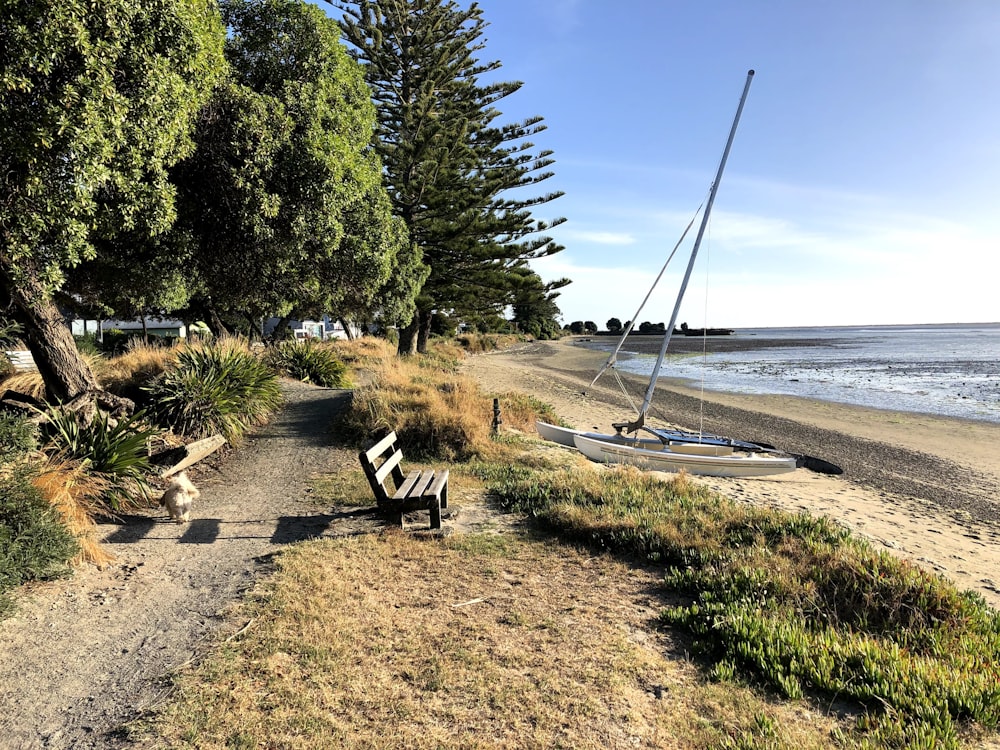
[535,204,998,329]
[561,229,636,245]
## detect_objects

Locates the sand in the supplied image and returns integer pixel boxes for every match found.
[460,338,1000,609]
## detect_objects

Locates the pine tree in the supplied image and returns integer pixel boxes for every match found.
[336,0,566,353]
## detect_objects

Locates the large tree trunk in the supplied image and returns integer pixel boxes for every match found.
[397,317,419,355]
[1,267,100,403]
[416,309,432,354]
[205,303,230,338]
[337,317,355,341]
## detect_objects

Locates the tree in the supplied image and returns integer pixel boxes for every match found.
[66,0,408,340]
[607,317,623,334]
[510,270,567,340]
[337,0,566,354]
[0,0,225,401]
[174,0,406,331]
[583,321,597,335]
[569,321,585,335]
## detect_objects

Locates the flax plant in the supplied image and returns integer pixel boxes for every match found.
[145,337,281,444]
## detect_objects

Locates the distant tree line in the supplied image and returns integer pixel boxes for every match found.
[1,0,567,401]
[566,319,675,335]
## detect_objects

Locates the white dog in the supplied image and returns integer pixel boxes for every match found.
[160,471,200,524]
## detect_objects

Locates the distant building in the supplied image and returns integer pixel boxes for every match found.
[262,316,359,341]
[100,317,187,338]
[69,316,188,339]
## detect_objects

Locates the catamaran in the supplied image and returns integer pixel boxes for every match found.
[537,70,799,478]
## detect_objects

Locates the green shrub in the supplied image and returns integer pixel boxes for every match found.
[0,413,37,464]
[41,408,160,511]
[74,333,101,356]
[0,466,79,619]
[145,341,281,444]
[266,340,351,387]
[99,328,133,354]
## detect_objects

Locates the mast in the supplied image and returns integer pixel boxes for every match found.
[624,69,755,434]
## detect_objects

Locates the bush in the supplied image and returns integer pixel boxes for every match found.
[41,408,160,511]
[0,413,37,464]
[0,466,79,619]
[145,339,281,444]
[340,341,563,461]
[266,340,350,387]
[74,333,101,356]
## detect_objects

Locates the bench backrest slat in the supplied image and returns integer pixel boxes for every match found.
[363,431,398,464]
[374,449,403,489]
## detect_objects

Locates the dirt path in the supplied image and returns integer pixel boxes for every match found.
[0,381,369,750]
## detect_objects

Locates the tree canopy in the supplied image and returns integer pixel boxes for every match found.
[64,0,408,337]
[1,0,226,399]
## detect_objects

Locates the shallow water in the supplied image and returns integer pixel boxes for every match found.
[587,323,1000,424]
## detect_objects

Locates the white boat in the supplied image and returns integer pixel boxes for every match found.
[573,435,797,478]
[536,71,804,479]
[535,420,666,449]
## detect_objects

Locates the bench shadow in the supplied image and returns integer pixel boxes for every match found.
[99,508,380,546]
[178,518,222,544]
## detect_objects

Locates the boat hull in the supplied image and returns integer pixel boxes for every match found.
[573,434,798,478]
[535,421,664,450]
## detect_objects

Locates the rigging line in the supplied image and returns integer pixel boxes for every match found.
[588,198,707,389]
[611,368,641,416]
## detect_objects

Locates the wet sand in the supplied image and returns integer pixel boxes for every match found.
[461,338,1000,608]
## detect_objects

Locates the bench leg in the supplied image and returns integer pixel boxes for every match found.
[440,482,448,510]
[429,497,441,530]
[390,510,404,527]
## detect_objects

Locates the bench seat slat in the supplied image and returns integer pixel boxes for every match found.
[393,469,423,500]
[427,470,449,498]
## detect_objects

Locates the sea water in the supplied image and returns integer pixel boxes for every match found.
[603,323,1000,424]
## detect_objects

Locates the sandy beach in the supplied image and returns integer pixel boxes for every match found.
[461,337,1000,608]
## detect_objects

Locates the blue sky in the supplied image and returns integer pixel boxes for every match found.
[319,1,1000,329]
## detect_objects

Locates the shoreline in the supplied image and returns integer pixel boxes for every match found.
[460,338,1000,608]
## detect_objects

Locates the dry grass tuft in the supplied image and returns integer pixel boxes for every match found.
[1,371,46,400]
[341,340,557,461]
[157,533,842,749]
[100,340,176,395]
[31,458,114,567]
[328,336,396,366]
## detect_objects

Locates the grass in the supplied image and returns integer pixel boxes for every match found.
[153,533,843,749]
[487,464,1000,749]
[337,340,556,460]
[149,336,1000,749]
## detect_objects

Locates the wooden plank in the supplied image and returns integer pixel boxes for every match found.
[373,449,404,488]
[393,470,423,500]
[427,470,449,498]
[157,435,227,478]
[409,471,435,498]
[363,431,398,464]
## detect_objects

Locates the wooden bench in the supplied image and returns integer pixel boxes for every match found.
[5,350,37,373]
[359,431,449,530]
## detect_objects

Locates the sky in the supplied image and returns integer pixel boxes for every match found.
[318,1,1000,329]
